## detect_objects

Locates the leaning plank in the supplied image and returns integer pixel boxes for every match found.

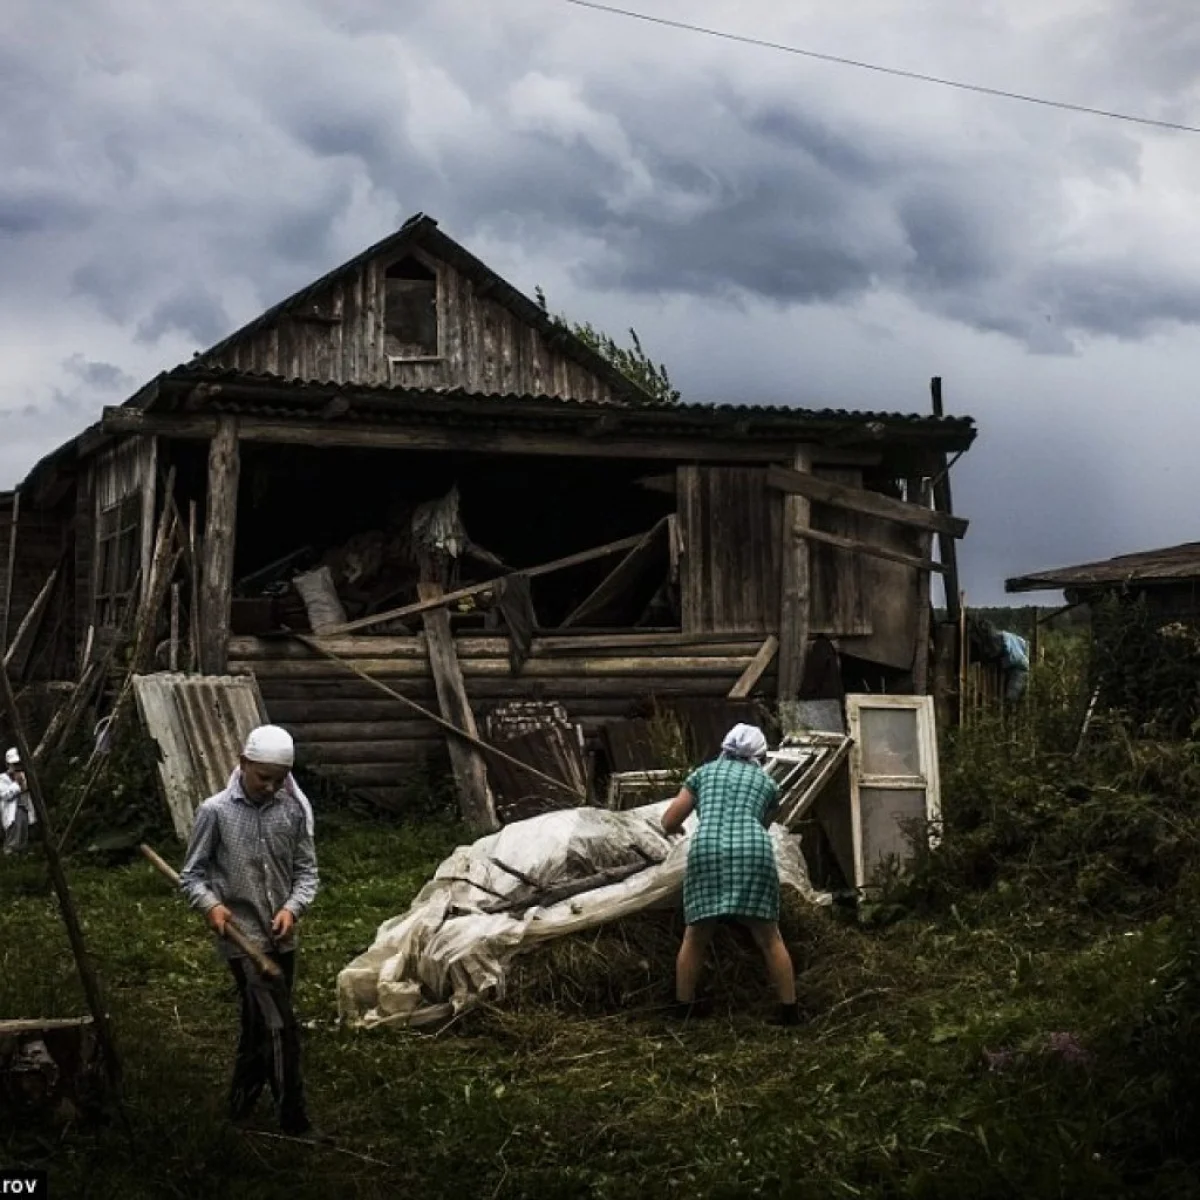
[727,635,779,700]
[559,516,670,629]
[794,525,947,574]
[3,566,59,676]
[326,530,651,636]
[777,448,812,701]
[767,464,968,538]
[418,582,498,834]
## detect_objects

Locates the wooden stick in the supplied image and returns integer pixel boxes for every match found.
[289,632,586,801]
[3,566,59,670]
[188,501,200,672]
[0,489,19,655]
[728,635,779,700]
[138,844,282,978]
[325,530,651,636]
[170,583,181,672]
[0,659,125,1091]
[930,378,962,625]
[792,525,947,574]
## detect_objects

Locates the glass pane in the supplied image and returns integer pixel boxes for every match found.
[859,707,921,776]
[859,786,929,883]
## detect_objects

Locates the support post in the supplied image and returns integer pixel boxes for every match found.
[930,378,961,625]
[777,446,812,701]
[910,478,934,694]
[199,418,239,675]
[417,582,499,833]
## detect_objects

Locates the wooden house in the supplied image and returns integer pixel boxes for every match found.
[1,214,976,812]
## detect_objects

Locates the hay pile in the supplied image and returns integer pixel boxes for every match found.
[503,894,893,1019]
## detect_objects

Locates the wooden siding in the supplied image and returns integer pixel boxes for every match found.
[209,254,620,401]
[228,633,773,810]
[677,466,783,635]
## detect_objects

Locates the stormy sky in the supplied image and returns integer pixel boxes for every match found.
[4,0,1200,605]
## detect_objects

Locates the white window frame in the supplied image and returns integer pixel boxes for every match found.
[845,693,941,891]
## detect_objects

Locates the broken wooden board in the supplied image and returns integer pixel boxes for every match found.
[728,635,779,699]
[131,672,270,840]
[0,1017,103,1124]
[559,516,670,629]
[418,581,498,834]
[484,700,589,822]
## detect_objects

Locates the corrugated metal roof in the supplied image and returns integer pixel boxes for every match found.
[1006,542,1200,593]
[132,673,270,840]
[147,365,976,439]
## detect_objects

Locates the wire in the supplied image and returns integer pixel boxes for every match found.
[561,0,1200,136]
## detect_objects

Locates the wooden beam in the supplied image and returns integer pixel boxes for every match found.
[793,525,947,574]
[911,478,933,693]
[767,464,969,538]
[102,407,800,464]
[418,582,498,834]
[3,566,59,678]
[777,447,812,701]
[559,517,669,628]
[728,635,779,700]
[138,436,158,614]
[327,529,651,636]
[199,418,239,674]
[930,378,962,623]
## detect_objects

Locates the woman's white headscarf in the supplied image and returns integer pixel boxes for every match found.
[231,724,314,836]
[721,722,768,762]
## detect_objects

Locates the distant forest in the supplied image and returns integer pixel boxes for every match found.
[932,604,1089,634]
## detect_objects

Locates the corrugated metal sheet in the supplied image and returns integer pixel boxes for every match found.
[1007,541,1200,592]
[132,673,270,840]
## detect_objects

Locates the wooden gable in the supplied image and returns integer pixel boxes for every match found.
[201,227,625,401]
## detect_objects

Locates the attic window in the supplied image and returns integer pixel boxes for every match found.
[385,256,439,359]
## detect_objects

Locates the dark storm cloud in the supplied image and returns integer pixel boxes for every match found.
[135,289,230,347]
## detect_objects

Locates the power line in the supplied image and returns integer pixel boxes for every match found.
[561,0,1200,136]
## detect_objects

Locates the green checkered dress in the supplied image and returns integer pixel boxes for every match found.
[682,756,781,924]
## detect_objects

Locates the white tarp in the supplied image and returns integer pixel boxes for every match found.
[336,801,831,1028]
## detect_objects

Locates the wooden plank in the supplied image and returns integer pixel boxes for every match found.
[911,479,934,694]
[727,635,779,700]
[777,447,812,701]
[767,464,969,538]
[794,525,947,574]
[138,435,158,612]
[326,530,651,635]
[198,418,239,674]
[3,566,58,676]
[101,407,800,463]
[244,655,756,679]
[419,581,497,833]
[559,517,670,628]
[930,377,962,624]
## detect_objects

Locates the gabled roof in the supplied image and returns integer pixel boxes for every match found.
[1006,542,1200,593]
[195,212,656,405]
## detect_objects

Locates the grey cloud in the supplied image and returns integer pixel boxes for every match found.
[62,354,136,391]
[135,288,229,347]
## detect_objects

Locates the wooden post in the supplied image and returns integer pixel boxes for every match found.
[911,478,934,694]
[138,436,158,611]
[777,446,812,701]
[188,501,200,672]
[170,583,181,672]
[930,378,961,626]
[957,592,968,728]
[199,419,239,675]
[0,661,123,1094]
[418,582,498,833]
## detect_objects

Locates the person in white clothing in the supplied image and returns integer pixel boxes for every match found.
[1,747,35,855]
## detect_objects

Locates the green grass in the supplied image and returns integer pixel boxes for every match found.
[6,637,1200,1198]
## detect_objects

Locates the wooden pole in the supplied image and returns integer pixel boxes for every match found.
[778,446,812,701]
[188,502,199,672]
[1,489,19,655]
[199,418,240,674]
[911,478,933,694]
[0,661,123,1091]
[138,845,281,978]
[957,591,968,728]
[418,581,498,833]
[930,378,962,626]
[170,583,181,672]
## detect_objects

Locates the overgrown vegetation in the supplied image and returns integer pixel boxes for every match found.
[535,286,681,406]
[6,613,1200,1196]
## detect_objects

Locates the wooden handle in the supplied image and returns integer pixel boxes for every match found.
[139,844,282,979]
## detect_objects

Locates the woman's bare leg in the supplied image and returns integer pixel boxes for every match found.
[743,919,797,1004]
[675,922,716,1002]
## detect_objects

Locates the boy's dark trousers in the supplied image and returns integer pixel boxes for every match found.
[227,950,310,1134]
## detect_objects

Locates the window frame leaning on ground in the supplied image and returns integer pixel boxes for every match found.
[845,693,942,891]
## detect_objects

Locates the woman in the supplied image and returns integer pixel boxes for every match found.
[660,723,800,1025]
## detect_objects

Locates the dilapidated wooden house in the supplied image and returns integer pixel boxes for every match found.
[1,214,975,813]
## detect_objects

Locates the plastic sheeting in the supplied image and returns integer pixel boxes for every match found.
[337,801,831,1028]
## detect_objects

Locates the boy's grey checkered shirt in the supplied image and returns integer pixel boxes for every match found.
[179,774,318,959]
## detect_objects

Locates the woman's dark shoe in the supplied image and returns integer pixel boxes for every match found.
[770,1002,802,1027]
[669,997,713,1020]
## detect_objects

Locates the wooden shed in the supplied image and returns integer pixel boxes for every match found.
[2,214,976,812]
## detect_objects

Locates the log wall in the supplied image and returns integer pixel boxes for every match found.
[228,633,775,810]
